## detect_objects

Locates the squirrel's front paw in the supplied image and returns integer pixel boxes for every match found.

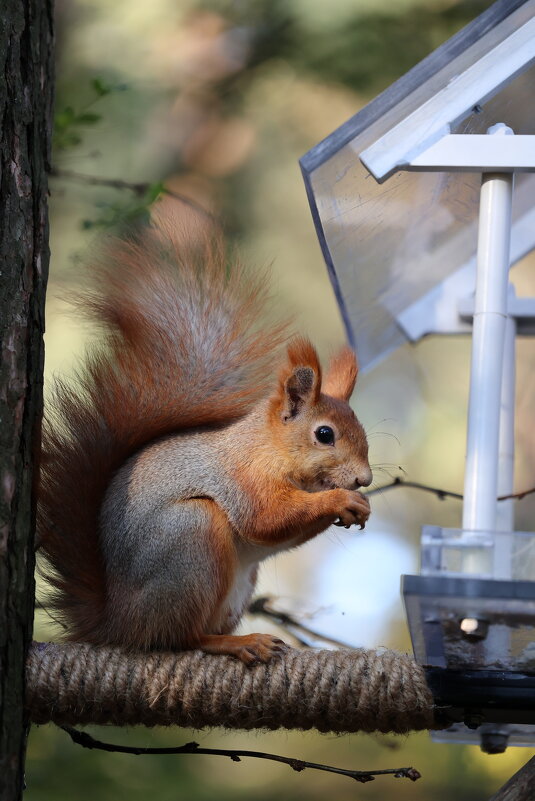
[333,489,371,530]
[199,632,289,665]
[235,633,289,665]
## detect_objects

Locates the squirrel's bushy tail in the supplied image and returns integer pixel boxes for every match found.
[38,210,289,642]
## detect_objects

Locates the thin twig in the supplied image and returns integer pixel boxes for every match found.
[500,486,535,501]
[50,167,216,221]
[365,477,535,503]
[366,478,462,501]
[59,725,421,785]
[248,596,354,649]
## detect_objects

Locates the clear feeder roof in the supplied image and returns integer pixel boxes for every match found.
[301,0,535,371]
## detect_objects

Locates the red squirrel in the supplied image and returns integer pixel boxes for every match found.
[38,211,372,664]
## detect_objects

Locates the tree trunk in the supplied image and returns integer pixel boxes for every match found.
[488,756,535,801]
[0,1,54,798]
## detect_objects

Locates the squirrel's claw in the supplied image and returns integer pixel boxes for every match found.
[200,633,289,665]
[238,635,289,665]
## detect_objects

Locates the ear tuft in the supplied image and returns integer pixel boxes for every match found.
[283,366,316,420]
[322,346,358,401]
[273,337,322,421]
[286,337,322,376]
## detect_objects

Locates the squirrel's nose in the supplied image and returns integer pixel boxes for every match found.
[355,468,372,488]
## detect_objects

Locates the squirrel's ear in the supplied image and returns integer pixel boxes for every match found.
[276,338,321,421]
[322,346,358,402]
[282,366,318,420]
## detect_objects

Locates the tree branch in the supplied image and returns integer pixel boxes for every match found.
[59,725,421,785]
[365,477,535,503]
[248,596,354,649]
[50,167,216,222]
[488,755,535,801]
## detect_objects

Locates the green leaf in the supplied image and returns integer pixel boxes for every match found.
[55,107,76,130]
[90,77,112,97]
[75,112,102,125]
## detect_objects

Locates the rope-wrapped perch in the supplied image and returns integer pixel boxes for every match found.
[26,642,439,734]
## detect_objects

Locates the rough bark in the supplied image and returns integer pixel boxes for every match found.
[488,757,535,801]
[0,1,54,798]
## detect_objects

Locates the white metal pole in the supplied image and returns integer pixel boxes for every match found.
[463,128,514,534]
[496,308,516,534]
[482,298,516,678]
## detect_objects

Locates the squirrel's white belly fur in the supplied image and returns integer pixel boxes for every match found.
[213,559,258,633]
[212,535,303,633]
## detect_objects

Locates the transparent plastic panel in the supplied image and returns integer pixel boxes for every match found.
[302,2,535,369]
[421,526,535,581]
[403,575,535,671]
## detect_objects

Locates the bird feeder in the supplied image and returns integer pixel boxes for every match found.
[301,0,535,752]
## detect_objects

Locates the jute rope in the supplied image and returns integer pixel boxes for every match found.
[26,642,438,734]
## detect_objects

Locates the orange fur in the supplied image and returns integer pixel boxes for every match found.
[322,346,358,401]
[281,337,322,390]
[38,213,288,643]
[269,336,322,421]
[38,212,372,662]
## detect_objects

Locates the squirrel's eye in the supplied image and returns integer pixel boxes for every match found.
[315,425,335,445]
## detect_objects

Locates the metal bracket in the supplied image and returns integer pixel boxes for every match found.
[405,132,535,173]
[396,201,535,340]
[358,16,535,182]
[459,294,535,329]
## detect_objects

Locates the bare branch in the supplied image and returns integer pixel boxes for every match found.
[59,725,421,785]
[50,167,216,222]
[502,487,535,502]
[366,477,535,503]
[248,596,355,649]
[366,478,462,500]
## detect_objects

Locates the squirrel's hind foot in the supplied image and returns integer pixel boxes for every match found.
[199,633,288,665]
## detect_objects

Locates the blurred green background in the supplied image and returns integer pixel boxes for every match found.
[29,0,535,798]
